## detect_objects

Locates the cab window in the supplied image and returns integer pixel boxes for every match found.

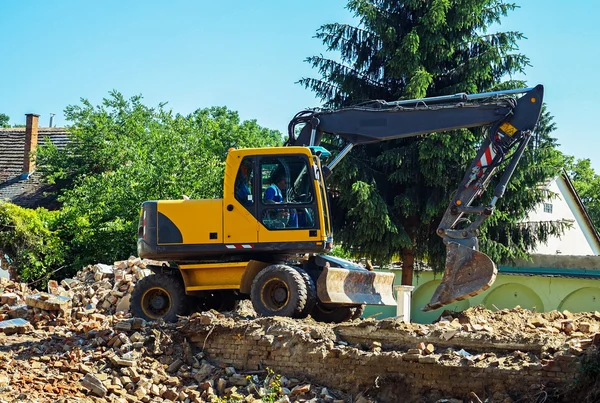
[234,158,254,208]
[259,156,317,230]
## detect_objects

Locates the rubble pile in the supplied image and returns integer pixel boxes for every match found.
[183,305,600,372]
[0,257,159,335]
[1,257,600,402]
[58,257,159,316]
[0,258,357,403]
[0,314,355,403]
[441,305,600,357]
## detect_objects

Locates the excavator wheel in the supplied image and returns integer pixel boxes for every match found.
[311,302,363,324]
[294,268,317,319]
[131,273,187,322]
[251,265,307,318]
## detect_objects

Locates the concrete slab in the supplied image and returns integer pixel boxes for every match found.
[26,293,71,311]
[0,318,32,335]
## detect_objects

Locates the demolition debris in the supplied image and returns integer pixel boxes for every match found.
[0,257,599,402]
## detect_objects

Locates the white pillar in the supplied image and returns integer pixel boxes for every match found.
[394,285,414,323]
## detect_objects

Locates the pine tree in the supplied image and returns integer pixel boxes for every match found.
[300,0,567,284]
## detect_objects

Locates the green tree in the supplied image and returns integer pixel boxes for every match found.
[300,0,567,284]
[567,158,600,231]
[0,202,65,284]
[37,92,281,268]
[0,113,9,128]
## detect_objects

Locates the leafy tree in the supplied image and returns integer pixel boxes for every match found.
[0,202,65,284]
[300,0,567,284]
[0,113,9,128]
[37,92,281,268]
[567,158,600,231]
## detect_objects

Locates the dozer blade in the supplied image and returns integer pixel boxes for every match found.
[422,242,497,312]
[316,266,397,306]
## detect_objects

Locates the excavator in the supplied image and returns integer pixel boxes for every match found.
[131,85,544,323]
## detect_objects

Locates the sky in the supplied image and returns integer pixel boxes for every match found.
[1,0,599,171]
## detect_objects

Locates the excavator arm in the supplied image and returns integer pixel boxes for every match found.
[286,85,544,311]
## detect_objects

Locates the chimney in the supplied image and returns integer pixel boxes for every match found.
[49,113,55,128]
[23,113,40,175]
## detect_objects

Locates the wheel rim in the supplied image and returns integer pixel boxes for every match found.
[260,278,290,312]
[141,287,172,319]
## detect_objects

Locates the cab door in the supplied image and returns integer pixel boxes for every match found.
[223,154,259,245]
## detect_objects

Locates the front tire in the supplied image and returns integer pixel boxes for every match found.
[131,273,187,322]
[251,265,307,317]
[294,268,316,319]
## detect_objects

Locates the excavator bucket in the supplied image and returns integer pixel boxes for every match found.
[316,266,397,306]
[422,242,497,312]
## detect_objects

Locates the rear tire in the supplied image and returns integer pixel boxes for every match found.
[131,273,187,322]
[251,265,307,318]
[294,268,317,319]
[311,303,364,323]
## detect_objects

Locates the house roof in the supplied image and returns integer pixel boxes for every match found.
[559,171,600,252]
[0,127,70,209]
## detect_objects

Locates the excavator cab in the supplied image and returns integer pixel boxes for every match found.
[137,147,335,260]
[226,147,332,248]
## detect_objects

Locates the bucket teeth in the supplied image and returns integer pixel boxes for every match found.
[422,242,497,312]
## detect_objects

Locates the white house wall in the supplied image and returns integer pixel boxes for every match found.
[526,177,598,255]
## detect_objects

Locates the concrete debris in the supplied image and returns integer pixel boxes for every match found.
[80,373,108,397]
[0,318,32,335]
[25,293,71,311]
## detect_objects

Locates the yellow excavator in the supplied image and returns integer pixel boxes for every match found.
[131,85,544,323]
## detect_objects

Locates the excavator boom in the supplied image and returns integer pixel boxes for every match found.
[287,85,544,311]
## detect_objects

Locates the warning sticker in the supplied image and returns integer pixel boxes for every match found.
[500,122,518,136]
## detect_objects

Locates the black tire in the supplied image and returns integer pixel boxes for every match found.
[311,302,363,324]
[294,268,317,319]
[131,273,187,322]
[251,265,307,318]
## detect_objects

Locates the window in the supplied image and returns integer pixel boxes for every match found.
[261,207,316,229]
[543,203,553,214]
[234,158,254,207]
[259,155,317,230]
[260,156,314,205]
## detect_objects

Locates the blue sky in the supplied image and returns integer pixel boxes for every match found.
[1,0,598,171]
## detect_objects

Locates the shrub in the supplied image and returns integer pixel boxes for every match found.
[0,202,65,284]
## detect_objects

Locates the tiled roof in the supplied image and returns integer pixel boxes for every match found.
[0,127,70,209]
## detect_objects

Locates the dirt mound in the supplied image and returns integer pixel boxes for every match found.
[447,305,600,351]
